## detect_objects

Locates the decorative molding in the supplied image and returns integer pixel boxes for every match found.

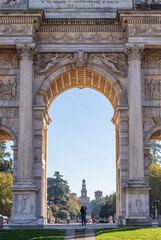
[144,76,161,100]
[125,44,145,62]
[0,24,33,35]
[16,43,36,61]
[37,32,125,43]
[89,53,127,76]
[128,24,161,36]
[0,75,17,100]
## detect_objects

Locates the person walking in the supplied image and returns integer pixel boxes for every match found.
[80,206,87,226]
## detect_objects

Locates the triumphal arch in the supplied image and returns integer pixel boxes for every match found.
[0,0,160,226]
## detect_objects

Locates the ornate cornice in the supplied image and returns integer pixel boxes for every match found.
[16,43,36,61]
[125,44,145,62]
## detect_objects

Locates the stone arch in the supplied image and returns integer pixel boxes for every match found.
[36,64,126,111]
[0,125,17,145]
[144,126,161,146]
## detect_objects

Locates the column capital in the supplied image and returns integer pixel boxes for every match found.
[16,43,36,61]
[125,44,145,62]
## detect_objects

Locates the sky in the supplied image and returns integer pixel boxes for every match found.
[6,87,116,200]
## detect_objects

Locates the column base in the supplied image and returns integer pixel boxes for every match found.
[124,216,152,226]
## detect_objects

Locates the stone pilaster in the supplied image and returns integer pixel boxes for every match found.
[124,44,151,226]
[10,44,38,226]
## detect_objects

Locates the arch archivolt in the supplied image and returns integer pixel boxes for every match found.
[35,61,127,111]
[144,125,161,146]
[0,124,17,145]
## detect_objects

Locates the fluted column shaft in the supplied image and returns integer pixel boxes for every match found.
[17,44,36,181]
[126,44,144,181]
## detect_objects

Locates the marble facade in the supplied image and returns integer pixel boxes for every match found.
[0,0,160,226]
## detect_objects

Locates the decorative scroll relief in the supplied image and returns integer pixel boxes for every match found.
[144,75,161,100]
[37,32,125,44]
[0,76,16,100]
[0,53,18,69]
[89,53,127,77]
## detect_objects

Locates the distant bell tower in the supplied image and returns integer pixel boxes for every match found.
[81,179,87,198]
[79,179,90,206]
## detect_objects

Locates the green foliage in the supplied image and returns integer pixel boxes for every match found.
[149,163,161,216]
[149,141,161,165]
[0,229,65,240]
[56,209,69,219]
[96,228,161,240]
[47,171,70,206]
[0,172,13,217]
[91,197,106,218]
[0,141,13,174]
[99,193,116,218]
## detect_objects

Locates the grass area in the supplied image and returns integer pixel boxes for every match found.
[96,228,161,240]
[0,229,65,240]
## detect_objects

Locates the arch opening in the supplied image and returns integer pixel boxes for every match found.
[42,68,119,111]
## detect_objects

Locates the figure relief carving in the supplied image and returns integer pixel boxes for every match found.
[0,53,18,68]
[125,44,145,62]
[89,53,127,76]
[74,52,87,67]
[0,24,30,34]
[0,0,25,6]
[36,53,74,74]
[0,76,17,100]
[145,78,161,100]
[0,107,18,118]
[143,52,161,68]
[136,195,146,214]
[16,43,36,60]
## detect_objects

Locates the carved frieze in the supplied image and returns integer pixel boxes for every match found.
[0,75,16,100]
[144,76,161,100]
[89,53,127,76]
[0,0,27,7]
[143,108,161,117]
[35,53,74,74]
[0,53,18,68]
[37,32,125,44]
[128,25,161,36]
[0,24,33,35]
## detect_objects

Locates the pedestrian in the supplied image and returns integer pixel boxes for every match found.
[80,206,87,226]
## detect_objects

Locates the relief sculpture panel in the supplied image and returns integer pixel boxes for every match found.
[0,75,17,100]
[144,75,161,100]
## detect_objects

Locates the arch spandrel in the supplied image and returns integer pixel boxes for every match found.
[40,68,120,111]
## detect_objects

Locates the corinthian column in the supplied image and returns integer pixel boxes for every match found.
[16,44,36,182]
[125,44,145,182]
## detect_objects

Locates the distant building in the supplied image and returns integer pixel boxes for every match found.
[95,190,103,200]
[79,179,90,207]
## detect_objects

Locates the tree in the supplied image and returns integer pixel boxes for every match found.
[56,209,69,219]
[91,198,106,218]
[99,193,116,218]
[149,141,161,165]
[149,163,161,217]
[47,171,70,206]
[0,141,13,174]
[0,172,13,217]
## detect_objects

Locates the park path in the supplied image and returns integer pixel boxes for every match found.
[64,228,96,240]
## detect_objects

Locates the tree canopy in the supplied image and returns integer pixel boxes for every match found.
[47,171,70,206]
[149,141,161,165]
[0,141,13,174]
[0,172,13,217]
